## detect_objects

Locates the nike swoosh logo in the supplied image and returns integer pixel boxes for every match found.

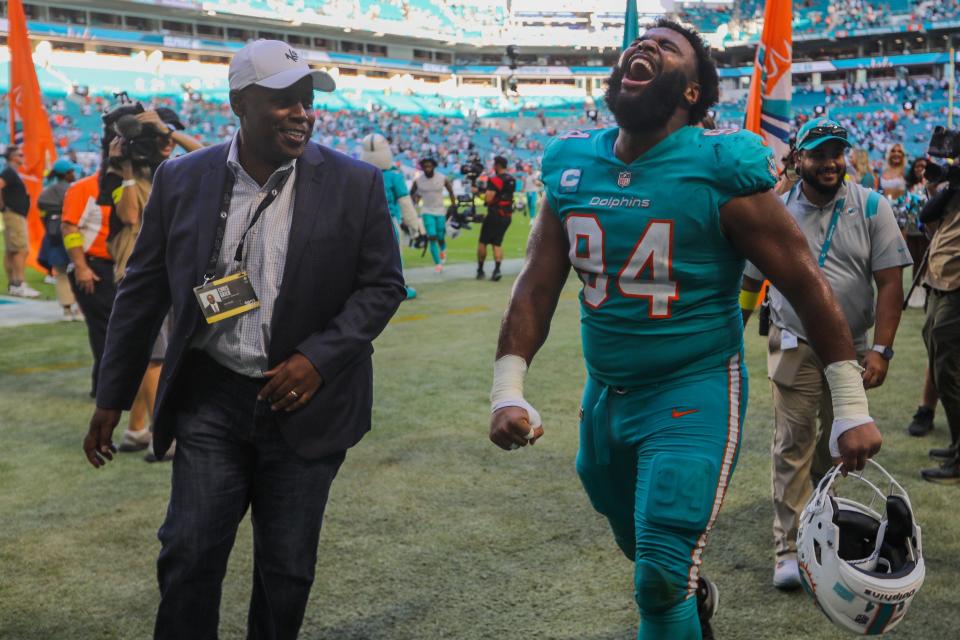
[671,408,699,419]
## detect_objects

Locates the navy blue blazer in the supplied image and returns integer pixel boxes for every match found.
[96,141,406,459]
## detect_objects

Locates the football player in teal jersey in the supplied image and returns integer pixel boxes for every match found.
[487,20,882,640]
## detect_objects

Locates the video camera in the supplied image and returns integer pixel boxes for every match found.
[924,126,960,187]
[101,92,178,168]
[460,153,485,185]
[447,195,485,235]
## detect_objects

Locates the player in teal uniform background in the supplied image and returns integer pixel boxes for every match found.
[487,19,882,640]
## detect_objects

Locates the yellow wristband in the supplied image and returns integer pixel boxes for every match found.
[739,289,761,310]
[63,232,84,250]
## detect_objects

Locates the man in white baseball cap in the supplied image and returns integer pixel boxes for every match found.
[228,39,335,93]
[84,37,406,640]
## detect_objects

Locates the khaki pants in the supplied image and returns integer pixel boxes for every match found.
[2,210,28,253]
[767,325,864,558]
[924,288,960,448]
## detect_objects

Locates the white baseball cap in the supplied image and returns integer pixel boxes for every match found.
[229,40,335,93]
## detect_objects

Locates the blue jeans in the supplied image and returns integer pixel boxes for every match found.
[155,352,345,640]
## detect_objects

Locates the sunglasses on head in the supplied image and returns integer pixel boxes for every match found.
[801,125,848,145]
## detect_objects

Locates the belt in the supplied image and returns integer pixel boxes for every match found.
[183,350,266,388]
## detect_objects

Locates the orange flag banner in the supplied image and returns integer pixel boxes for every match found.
[7,0,57,270]
[744,0,792,170]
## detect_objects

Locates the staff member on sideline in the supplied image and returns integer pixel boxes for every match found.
[1,145,40,297]
[741,118,911,589]
[475,155,516,281]
[82,40,405,639]
[61,170,116,396]
[37,159,80,319]
[916,181,960,482]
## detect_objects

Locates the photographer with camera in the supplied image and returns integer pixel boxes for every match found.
[741,118,912,588]
[914,126,960,483]
[100,102,203,459]
[474,155,516,281]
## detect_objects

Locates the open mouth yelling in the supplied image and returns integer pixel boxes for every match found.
[622,53,658,91]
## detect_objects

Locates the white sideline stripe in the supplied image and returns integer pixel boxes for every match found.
[685,353,742,597]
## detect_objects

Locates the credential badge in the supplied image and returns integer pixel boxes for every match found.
[617,171,632,188]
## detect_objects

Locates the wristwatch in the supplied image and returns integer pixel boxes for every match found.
[871,344,894,360]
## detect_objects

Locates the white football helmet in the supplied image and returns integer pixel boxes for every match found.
[797,460,924,636]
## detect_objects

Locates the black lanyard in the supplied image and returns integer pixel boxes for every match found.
[203,166,294,283]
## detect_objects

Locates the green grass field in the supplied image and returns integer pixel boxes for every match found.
[0,212,533,296]
[1,271,956,639]
[399,211,533,270]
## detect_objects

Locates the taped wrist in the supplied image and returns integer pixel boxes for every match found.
[491,355,527,406]
[825,360,873,457]
[490,355,542,428]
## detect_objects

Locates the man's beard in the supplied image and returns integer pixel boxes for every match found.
[604,65,689,133]
[800,164,845,198]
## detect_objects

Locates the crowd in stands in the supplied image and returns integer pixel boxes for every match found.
[676,0,960,40]
[207,0,505,39]
[158,0,960,45]
[1,74,954,200]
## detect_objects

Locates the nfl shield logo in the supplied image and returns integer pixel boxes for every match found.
[617,171,631,188]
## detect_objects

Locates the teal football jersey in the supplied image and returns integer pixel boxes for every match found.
[382,168,409,222]
[542,125,777,387]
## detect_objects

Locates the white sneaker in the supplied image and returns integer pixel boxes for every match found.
[118,428,152,452]
[773,557,802,590]
[8,283,40,298]
[907,286,926,309]
[43,274,56,285]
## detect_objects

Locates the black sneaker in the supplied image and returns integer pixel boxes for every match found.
[929,443,958,460]
[697,575,718,639]
[476,268,485,280]
[491,269,502,282]
[920,457,960,484]
[906,406,935,437]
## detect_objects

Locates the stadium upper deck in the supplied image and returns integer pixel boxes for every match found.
[6,0,960,65]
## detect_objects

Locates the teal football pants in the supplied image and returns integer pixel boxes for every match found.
[526,192,538,218]
[423,213,446,265]
[576,354,746,640]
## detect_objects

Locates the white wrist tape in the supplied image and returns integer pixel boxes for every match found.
[490,355,542,429]
[491,355,528,406]
[824,360,873,458]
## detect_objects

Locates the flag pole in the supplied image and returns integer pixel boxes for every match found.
[622,0,639,51]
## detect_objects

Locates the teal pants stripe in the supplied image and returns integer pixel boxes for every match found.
[575,354,746,640]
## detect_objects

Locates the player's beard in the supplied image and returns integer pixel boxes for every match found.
[604,65,688,133]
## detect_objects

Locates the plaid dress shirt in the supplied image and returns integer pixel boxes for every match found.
[192,134,298,377]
